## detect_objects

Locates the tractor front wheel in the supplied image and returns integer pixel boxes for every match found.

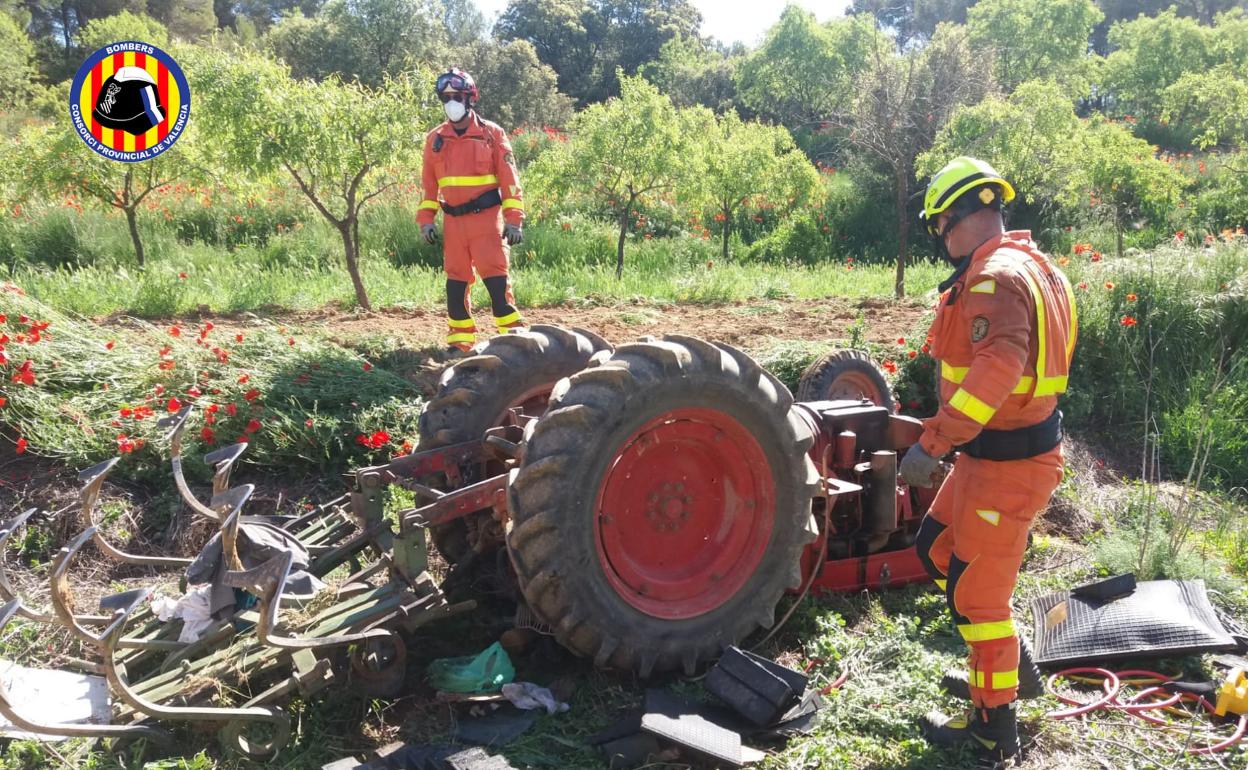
[507,336,819,676]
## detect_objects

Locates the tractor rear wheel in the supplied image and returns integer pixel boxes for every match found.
[507,336,820,676]
[417,325,610,563]
[796,348,895,412]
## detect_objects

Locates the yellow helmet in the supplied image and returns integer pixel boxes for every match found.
[920,156,1016,237]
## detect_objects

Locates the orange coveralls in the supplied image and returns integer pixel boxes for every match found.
[418,113,525,347]
[915,230,1077,708]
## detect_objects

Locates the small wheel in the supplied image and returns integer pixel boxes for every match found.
[417,325,610,563]
[507,336,819,677]
[349,633,408,698]
[796,348,896,412]
[219,710,291,760]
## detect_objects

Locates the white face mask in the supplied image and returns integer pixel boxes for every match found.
[444,100,467,122]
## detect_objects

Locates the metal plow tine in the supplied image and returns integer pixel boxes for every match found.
[157,402,194,432]
[204,442,248,497]
[210,484,255,520]
[222,552,289,596]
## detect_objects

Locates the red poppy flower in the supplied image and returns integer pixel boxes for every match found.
[245,419,261,433]
[305,418,314,428]
[235,334,244,343]
[159,346,172,356]
[158,360,175,371]
[287,337,295,346]
[908,350,917,359]
[243,389,260,401]
[206,403,219,414]
[0,398,6,408]
[1091,252,1102,262]
[226,404,238,417]
[116,435,136,453]
[11,360,34,386]
[1126,293,1137,301]
[1077,282,1088,290]
[119,407,133,418]
[17,315,27,323]
[167,398,183,413]
[203,322,214,332]
[178,272,188,279]
[238,374,250,384]
[14,437,25,454]
[882,360,898,374]
[169,326,181,337]
[1120,316,1137,327]
[371,430,390,446]
[362,363,373,372]
[105,340,115,350]
[201,427,216,444]
[1104,281,1115,290]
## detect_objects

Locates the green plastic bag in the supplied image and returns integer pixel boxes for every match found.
[427,641,516,694]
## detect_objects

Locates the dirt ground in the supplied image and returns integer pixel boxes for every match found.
[156,296,930,352]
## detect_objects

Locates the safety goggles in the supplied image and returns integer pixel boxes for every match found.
[438,92,471,104]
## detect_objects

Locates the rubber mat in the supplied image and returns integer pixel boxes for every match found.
[1030,579,1237,667]
[640,689,746,766]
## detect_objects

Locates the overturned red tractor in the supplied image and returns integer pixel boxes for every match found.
[359,325,940,677]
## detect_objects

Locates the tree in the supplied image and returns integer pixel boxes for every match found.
[920,79,1088,217]
[76,10,169,50]
[826,23,991,297]
[146,0,216,39]
[265,0,445,87]
[457,39,575,128]
[851,0,976,47]
[691,110,819,262]
[14,122,200,266]
[532,74,692,276]
[0,13,38,110]
[1101,8,1213,124]
[187,47,436,309]
[641,34,741,114]
[495,0,701,105]
[966,0,1103,94]
[1080,116,1187,256]
[1163,65,1248,149]
[735,8,881,133]
[435,0,487,44]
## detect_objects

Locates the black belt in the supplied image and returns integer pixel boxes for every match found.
[441,189,501,217]
[958,409,1063,461]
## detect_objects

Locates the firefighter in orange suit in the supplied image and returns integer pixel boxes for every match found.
[900,157,1077,763]
[419,68,526,353]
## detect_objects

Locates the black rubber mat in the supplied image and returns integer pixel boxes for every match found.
[1030,579,1237,667]
[640,689,746,766]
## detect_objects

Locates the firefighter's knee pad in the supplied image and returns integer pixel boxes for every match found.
[915,515,947,581]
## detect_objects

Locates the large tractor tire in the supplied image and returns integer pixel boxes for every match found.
[417,325,611,563]
[796,348,896,412]
[506,336,820,677]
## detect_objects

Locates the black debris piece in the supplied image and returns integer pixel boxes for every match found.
[443,747,520,770]
[640,688,747,766]
[452,705,539,747]
[705,646,807,727]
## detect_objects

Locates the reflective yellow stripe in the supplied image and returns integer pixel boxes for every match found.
[439,175,498,187]
[940,361,1033,394]
[973,670,986,688]
[992,669,1020,690]
[970,279,996,294]
[976,509,1001,526]
[949,387,996,425]
[446,332,476,344]
[500,198,523,210]
[493,311,522,327]
[418,199,441,211]
[447,317,476,329]
[958,619,1016,642]
[934,579,947,591]
[1018,267,1068,397]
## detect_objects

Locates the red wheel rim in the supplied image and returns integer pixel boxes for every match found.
[827,371,886,405]
[593,407,775,619]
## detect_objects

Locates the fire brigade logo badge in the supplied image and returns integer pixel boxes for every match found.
[69,41,190,163]
[971,316,990,342]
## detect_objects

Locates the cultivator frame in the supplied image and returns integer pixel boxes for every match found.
[1,326,943,757]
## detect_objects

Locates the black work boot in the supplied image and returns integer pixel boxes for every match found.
[941,635,1044,701]
[921,702,1019,765]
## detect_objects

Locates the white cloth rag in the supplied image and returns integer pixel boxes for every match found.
[500,682,569,715]
[150,584,215,643]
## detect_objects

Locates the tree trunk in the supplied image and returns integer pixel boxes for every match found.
[1114,203,1124,259]
[340,219,372,311]
[721,206,731,263]
[894,166,909,299]
[616,199,632,279]
[124,206,146,268]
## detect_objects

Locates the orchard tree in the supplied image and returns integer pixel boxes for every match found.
[1080,116,1187,257]
[188,48,437,309]
[1101,9,1213,124]
[692,111,819,262]
[826,23,990,298]
[534,74,692,277]
[14,123,201,267]
[966,0,1103,94]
